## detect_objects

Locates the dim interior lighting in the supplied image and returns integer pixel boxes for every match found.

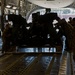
[6,5,11,8]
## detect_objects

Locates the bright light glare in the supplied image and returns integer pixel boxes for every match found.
[56,28,59,33]
[12,7,17,9]
[53,20,58,24]
[6,5,11,8]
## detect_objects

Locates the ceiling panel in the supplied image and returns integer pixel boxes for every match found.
[28,0,74,8]
[6,0,19,6]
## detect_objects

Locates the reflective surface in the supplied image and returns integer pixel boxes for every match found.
[28,0,74,8]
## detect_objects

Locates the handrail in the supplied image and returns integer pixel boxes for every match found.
[58,51,67,75]
[58,51,74,75]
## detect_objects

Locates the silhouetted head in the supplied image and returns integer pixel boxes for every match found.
[73,18,75,21]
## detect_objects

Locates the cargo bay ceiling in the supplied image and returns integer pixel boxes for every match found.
[28,0,74,8]
[1,0,75,18]
[4,0,75,8]
[0,0,75,25]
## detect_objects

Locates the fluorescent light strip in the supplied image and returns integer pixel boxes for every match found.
[6,5,11,8]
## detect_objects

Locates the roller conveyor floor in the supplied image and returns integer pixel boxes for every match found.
[5,56,36,75]
[0,54,25,70]
[22,55,62,75]
[0,51,73,75]
[49,56,61,75]
[0,53,61,75]
[0,53,40,75]
[23,56,53,75]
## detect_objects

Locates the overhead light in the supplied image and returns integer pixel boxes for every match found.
[6,5,11,8]
[46,0,54,1]
[12,6,17,9]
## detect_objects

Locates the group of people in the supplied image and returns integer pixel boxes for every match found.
[56,17,75,61]
[1,14,75,62]
[68,17,75,61]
